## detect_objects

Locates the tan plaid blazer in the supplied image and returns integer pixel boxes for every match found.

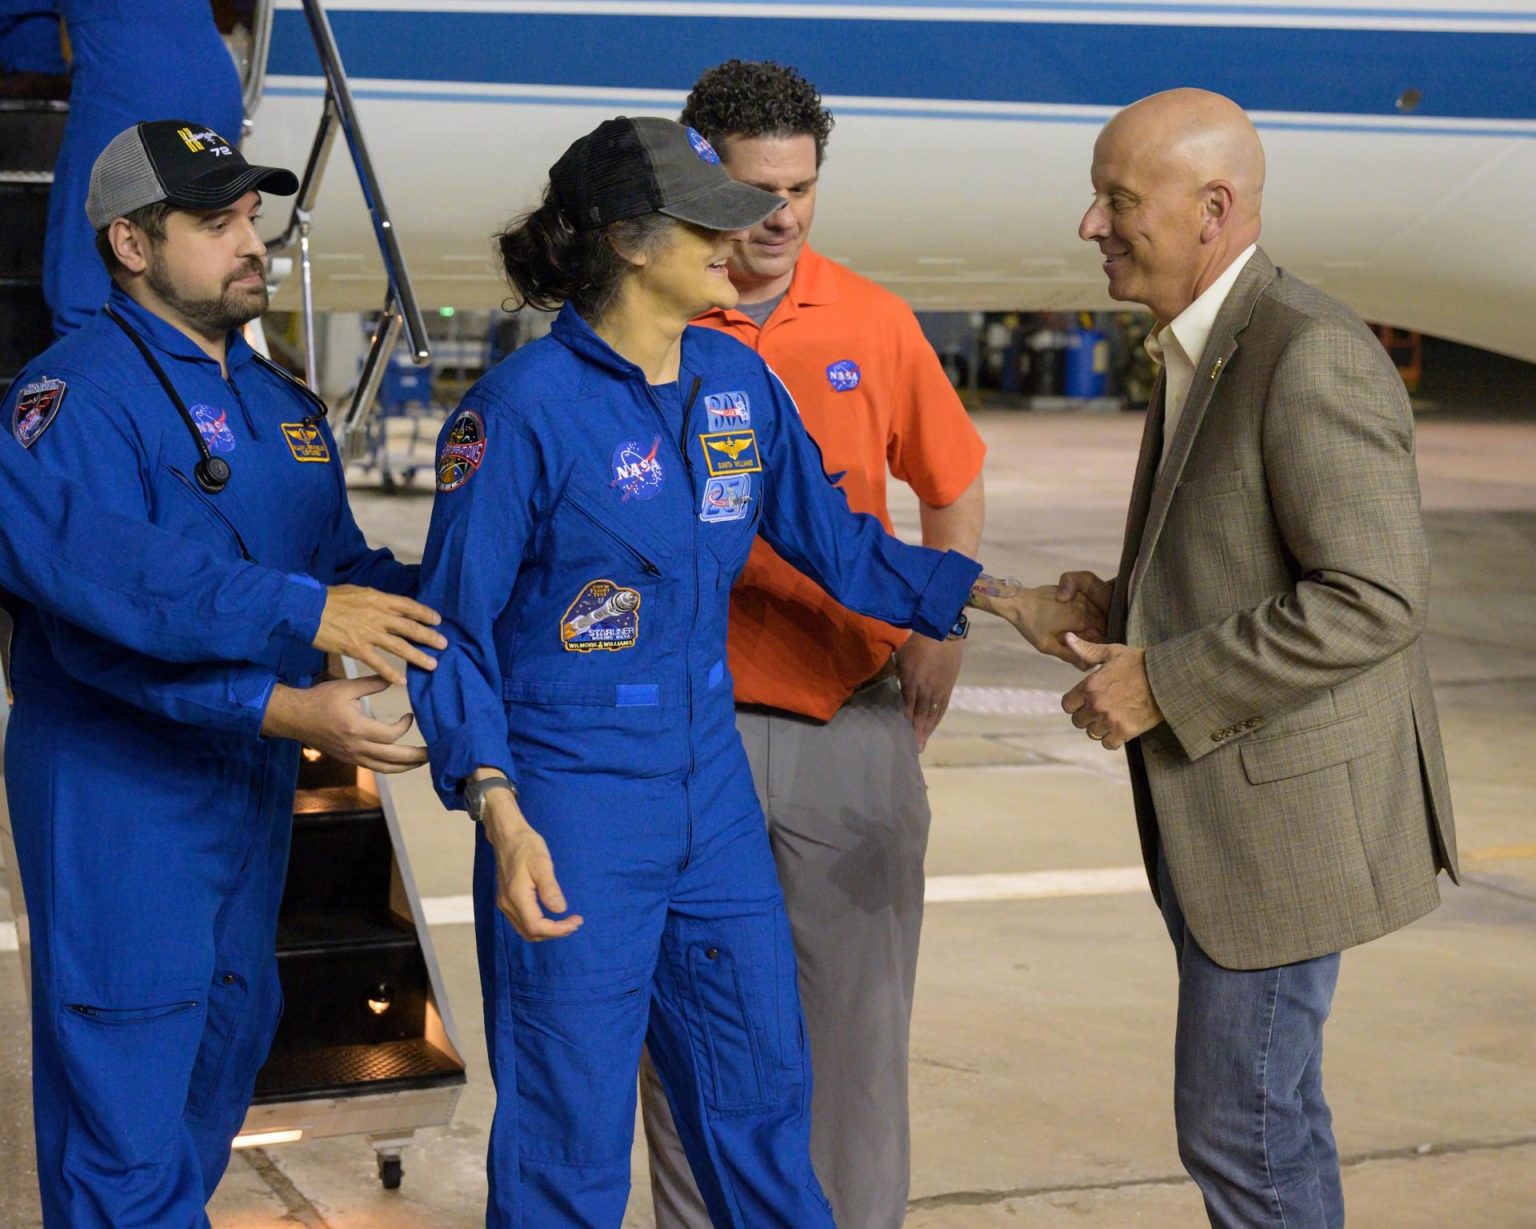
[1111,249,1457,970]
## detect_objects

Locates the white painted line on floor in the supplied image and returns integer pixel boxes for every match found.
[414,866,1148,927]
[926,867,1146,902]
[0,870,1151,952]
[947,687,1067,716]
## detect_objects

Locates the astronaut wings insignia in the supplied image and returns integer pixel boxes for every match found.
[698,429,761,477]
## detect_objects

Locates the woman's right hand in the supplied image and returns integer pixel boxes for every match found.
[481,789,584,941]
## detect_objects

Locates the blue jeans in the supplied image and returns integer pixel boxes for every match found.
[1157,852,1344,1228]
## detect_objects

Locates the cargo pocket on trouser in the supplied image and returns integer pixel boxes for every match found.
[56,995,206,1173]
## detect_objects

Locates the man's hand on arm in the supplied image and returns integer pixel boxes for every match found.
[313,585,448,686]
[966,575,1106,664]
[473,769,583,943]
[1060,634,1164,751]
[260,675,429,772]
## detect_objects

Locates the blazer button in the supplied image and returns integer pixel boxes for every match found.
[1211,730,1225,742]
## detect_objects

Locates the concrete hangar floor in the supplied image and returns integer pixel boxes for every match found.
[2,388,1534,1227]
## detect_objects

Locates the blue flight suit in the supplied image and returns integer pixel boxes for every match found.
[410,305,980,1229]
[44,0,242,334]
[1,285,414,1229]
[0,447,327,666]
[0,2,66,75]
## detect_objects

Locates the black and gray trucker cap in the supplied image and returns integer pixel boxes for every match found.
[86,120,299,231]
[549,116,784,233]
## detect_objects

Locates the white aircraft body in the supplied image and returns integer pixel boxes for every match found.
[241,0,1536,361]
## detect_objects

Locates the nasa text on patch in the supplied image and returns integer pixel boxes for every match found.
[281,421,331,463]
[826,359,862,392]
[191,404,237,453]
[560,578,642,652]
[704,390,751,431]
[611,436,665,502]
[699,474,753,524]
[12,377,67,448]
[698,430,762,477]
[438,409,486,492]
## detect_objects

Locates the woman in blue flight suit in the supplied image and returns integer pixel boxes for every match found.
[410,117,1089,1228]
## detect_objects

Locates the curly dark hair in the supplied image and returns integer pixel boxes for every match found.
[681,60,835,166]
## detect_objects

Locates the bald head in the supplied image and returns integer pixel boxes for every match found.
[1106,88,1265,219]
[1080,89,1266,322]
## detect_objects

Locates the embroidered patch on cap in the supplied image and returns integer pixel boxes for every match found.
[610,436,665,502]
[437,409,486,492]
[687,127,721,165]
[12,378,66,448]
[699,474,753,523]
[704,390,751,431]
[191,404,237,453]
[561,578,641,652]
[281,421,331,462]
[826,359,861,392]
[698,430,761,477]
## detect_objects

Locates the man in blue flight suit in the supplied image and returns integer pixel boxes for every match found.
[1,119,425,1228]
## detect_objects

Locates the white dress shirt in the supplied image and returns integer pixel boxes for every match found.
[1143,244,1257,465]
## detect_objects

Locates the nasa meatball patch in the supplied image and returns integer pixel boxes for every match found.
[12,378,66,448]
[438,409,486,492]
[826,359,861,392]
[610,436,665,502]
[560,578,641,652]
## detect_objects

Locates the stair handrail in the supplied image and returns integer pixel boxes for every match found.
[266,0,430,440]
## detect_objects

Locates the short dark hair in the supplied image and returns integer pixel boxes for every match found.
[94,201,173,278]
[681,60,836,166]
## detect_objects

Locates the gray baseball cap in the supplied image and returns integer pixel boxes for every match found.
[86,119,299,231]
[549,116,784,232]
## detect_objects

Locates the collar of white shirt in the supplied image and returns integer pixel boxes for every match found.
[1144,243,1258,385]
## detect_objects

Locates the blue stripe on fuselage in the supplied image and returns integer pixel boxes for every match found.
[268,10,1536,122]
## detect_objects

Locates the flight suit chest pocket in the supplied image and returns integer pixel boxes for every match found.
[562,490,667,578]
[154,438,252,560]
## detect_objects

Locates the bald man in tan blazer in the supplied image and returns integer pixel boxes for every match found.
[1058,90,1456,1229]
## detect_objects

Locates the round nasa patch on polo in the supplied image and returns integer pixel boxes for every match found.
[191,404,237,453]
[687,127,721,165]
[437,409,486,492]
[826,359,861,392]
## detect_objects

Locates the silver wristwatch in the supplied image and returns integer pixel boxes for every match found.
[462,774,515,823]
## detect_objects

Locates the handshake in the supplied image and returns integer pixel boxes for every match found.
[964,570,1108,666]
[964,569,1162,752]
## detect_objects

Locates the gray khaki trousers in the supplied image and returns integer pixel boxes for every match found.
[640,677,931,1229]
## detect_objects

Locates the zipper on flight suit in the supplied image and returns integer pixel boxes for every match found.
[565,498,662,577]
[168,466,256,562]
[649,374,703,869]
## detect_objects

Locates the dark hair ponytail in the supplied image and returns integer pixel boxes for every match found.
[494,186,675,321]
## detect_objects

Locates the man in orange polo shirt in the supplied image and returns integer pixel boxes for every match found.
[640,61,986,1229]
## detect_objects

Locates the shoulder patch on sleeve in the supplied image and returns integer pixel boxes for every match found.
[437,408,486,491]
[12,377,67,448]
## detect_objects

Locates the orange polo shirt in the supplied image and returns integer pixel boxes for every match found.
[694,246,986,721]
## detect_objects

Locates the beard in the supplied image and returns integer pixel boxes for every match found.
[144,251,269,335]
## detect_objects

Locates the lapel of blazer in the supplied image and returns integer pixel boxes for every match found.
[1126,249,1277,607]
[1109,371,1165,639]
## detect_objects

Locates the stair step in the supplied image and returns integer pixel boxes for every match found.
[0,170,52,185]
[252,1037,465,1103]
[0,100,68,173]
[0,182,49,280]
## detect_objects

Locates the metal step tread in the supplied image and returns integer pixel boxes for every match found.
[253,1037,466,1103]
[293,784,382,817]
[0,169,51,184]
[275,908,417,954]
